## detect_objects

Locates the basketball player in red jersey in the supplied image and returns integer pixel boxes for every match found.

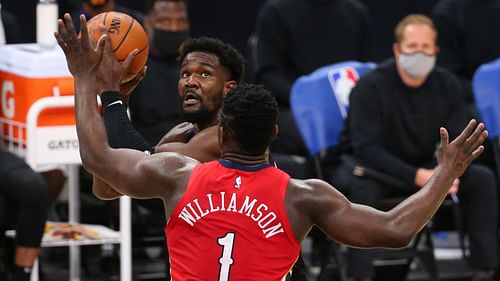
[57,14,488,281]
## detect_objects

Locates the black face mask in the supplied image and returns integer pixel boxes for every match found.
[152,28,189,60]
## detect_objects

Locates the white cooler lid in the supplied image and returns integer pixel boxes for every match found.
[0,43,71,78]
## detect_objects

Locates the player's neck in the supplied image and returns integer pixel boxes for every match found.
[195,122,213,132]
[195,116,219,131]
[221,152,269,166]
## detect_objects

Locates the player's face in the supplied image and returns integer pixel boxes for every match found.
[178,51,232,123]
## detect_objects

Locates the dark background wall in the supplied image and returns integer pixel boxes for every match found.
[1,0,438,62]
[358,0,438,61]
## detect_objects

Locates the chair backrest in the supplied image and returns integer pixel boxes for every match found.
[290,61,376,156]
[472,58,500,140]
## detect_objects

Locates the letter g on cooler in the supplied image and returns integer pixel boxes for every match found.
[1,80,15,118]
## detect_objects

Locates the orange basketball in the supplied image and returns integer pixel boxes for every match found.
[86,11,149,83]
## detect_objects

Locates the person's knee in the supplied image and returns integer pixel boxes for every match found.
[460,165,498,217]
[326,163,384,205]
[41,169,66,202]
[17,172,49,206]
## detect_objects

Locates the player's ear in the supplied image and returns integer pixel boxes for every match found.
[223,81,237,96]
[218,125,226,148]
[272,124,279,140]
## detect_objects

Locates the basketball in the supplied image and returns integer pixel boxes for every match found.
[86,11,149,83]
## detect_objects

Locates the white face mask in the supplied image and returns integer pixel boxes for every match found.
[398,51,436,78]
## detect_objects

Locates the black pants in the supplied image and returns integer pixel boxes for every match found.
[327,162,498,279]
[0,152,48,247]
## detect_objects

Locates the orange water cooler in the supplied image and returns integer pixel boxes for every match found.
[0,43,80,168]
[0,44,132,281]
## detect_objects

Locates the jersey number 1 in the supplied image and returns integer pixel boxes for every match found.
[217,232,235,281]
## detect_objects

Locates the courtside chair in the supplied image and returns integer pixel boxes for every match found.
[472,58,500,183]
[290,61,444,281]
[290,61,375,179]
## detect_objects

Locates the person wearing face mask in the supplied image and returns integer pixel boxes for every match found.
[127,0,189,145]
[325,14,498,281]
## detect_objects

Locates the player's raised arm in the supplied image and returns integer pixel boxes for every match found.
[291,120,487,248]
[56,14,193,200]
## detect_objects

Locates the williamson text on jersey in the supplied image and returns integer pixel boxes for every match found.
[177,191,285,238]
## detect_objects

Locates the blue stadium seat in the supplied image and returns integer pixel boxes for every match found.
[472,58,500,179]
[290,61,375,157]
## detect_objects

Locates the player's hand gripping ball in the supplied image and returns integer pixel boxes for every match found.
[87,11,149,83]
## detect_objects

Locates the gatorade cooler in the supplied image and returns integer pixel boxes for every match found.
[0,43,80,168]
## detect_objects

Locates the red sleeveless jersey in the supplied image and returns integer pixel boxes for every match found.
[166,159,301,281]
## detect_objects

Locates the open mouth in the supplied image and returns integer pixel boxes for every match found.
[183,91,201,106]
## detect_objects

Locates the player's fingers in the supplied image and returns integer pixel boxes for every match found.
[471,130,489,153]
[95,34,107,57]
[454,119,477,144]
[64,13,78,43]
[54,31,68,53]
[97,32,113,54]
[56,19,69,46]
[79,14,90,49]
[470,145,485,161]
[439,127,449,147]
[465,122,486,152]
[136,66,147,80]
[97,24,107,37]
[122,49,138,69]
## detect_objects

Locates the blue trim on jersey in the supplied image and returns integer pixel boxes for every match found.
[219,159,272,172]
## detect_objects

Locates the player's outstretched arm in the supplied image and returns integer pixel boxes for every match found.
[291,120,487,248]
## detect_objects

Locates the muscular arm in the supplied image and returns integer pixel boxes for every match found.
[91,91,156,199]
[289,171,453,248]
[94,91,220,198]
[74,72,189,200]
[92,124,218,197]
[287,120,486,247]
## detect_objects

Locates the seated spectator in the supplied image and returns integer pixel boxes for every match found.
[327,14,498,281]
[0,2,66,213]
[0,7,67,281]
[0,149,49,281]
